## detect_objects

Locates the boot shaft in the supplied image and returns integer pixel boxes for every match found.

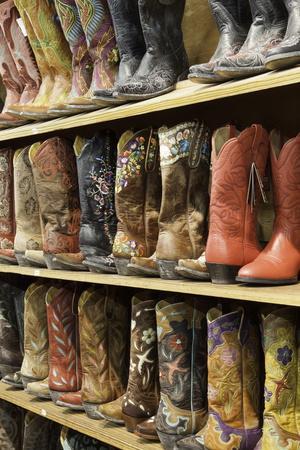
[23,412,61,450]
[0,149,15,249]
[0,400,24,450]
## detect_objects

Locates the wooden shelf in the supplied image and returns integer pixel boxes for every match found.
[0,67,300,143]
[0,383,161,450]
[0,264,299,307]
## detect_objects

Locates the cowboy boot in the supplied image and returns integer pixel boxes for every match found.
[155,298,208,450]
[46,284,82,406]
[0,400,24,450]
[53,0,95,112]
[122,292,160,432]
[95,0,146,103]
[237,130,300,285]
[60,427,113,450]
[23,412,62,450]
[135,416,160,442]
[205,124,269,284]
[78,286,129,419]
[176,304,262,450]
[21,282,49,388]
[265,0,300,70]
[0,148,17,264]
[115,0,188,101]
[13,146,45,268]
[75,0,119,105]
[189,0,252,84]
[155,121,210,280]
[215,0,287,79]
[175,252,210,280]
[254,307,300,450]
[29,138,81,270]
[54,132,117,271]
[112,128,161,276]
[0,1,41,112]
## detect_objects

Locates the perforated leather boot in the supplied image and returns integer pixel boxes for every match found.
[205,124,269,284]
[189,0,252,84]
[237,130,300,285]
[215,0,287,79]
[116,0,188,101]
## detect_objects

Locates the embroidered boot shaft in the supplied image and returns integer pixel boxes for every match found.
[0,400,24,450]
[0,148,16,264]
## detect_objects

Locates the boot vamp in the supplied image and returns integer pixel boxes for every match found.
[98,395,124,420]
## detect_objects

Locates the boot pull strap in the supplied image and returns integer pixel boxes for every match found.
[247,163,268,212]
[251,124,263,155]
[71,284,79,316]
[145,128,159,173]
[189,122,211,169]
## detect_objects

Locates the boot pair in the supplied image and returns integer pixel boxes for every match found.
[205,124,300,285]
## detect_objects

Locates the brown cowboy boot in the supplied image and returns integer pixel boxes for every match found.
[155,121,211,280]
[21,282,49,388]
[113,128,161,276]
[29,138,81,270]
[0,400,24,450]
[122,292,160,432]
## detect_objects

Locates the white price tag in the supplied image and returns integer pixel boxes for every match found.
[17,18,27,37]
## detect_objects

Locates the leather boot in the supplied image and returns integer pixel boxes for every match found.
[115,0,188,101]
[112,128,161,276]
[23,412,62,450]
[237,130,300,285]
[54,0,95,112]
[95,0,145,103]
[13,146,45,268]
[26,376,51,400]
[189,0,252,84]
[122,292,159,432]
[60,427,112,450]
[205,124,269,284]
[0,400,24,450]
[265,0,300,70]
[21,282,49,387]
[215,0,287,79]
[156,121,210,280]
[29,138,81,270]
[0,1,41,114]
[155,298,208,450]
[175,252,210,280]
[46,284,82,407]
[54,132,117,271]
[254,307,300,450]
[78,286,129,419]
[176,304,262,450]
[0,148,17,264]
[75,0,119,105]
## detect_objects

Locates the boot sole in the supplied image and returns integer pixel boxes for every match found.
[56,400,84,411]
[265,51,300,71]
[188,72,226,84]
[206,263,240,284]
[134,430,160,442]
[83,260,117,274]
[115,85,175,101]
[214,65,266,79]
[91,95,125,106]
[127,263,159,277]
[157,260,182,280]
[236,276,298,285]
[51,257,88,272]
[0,256,18,265]
[1,379,24,389]
[174,266,211,281]
[23,256,47,268]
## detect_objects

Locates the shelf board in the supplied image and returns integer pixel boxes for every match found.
[0,383,162,450]
[0,264,299,307]
[0,67,300,142]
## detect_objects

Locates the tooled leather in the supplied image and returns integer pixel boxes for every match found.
[55,0,93,98]
[206,125,269,267]
[76,132,117,258]
[117,0,188,96]
[30,138,80,255]
[0,149,15,251]
[75,0,118,92]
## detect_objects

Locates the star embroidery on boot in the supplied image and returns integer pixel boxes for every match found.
[137,347,154,374]
[274,370,292,404]
[165,353,188,384]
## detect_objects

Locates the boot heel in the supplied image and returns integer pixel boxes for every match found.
[206,263,240,284]
[49,389,64,404]
[157,430,185,450]
[122,413,146,433]
[83,402,105,420]
[115,258,133,276]
[157,260,182,280]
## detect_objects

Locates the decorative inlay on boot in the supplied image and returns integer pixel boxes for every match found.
[23,411,62,450]
[60,426,115,450]
[205,124,269,284]
[215,0,287,79]
[29,138,81,270]
[46,284,82,405]
[177,304,262,450]
[115,0,188,101]
[0,399,23,450]
[237,130,300,285]
[175,252,210,280]
[156,121,210,280]
[259,307,300,450]
[79,286,129,419]
[21,282,49,387]
[122,292,159,433]
[155,298,208,450]
[113,128,161,276]
[189,0,252,84]
[56,132,117,272]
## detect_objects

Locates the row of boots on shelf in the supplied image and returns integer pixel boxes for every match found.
[0,280,299,449]
[1,120,300,286]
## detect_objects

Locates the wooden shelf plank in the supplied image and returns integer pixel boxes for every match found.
[0,67,300,143]
[0,264,299,307]
[0,383,162,450]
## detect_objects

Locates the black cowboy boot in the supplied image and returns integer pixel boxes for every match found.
[115,0,188,101]
[93,0,146,102]
[265,0,300,70]
[215,0,287,79]
[189,0,252,84]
